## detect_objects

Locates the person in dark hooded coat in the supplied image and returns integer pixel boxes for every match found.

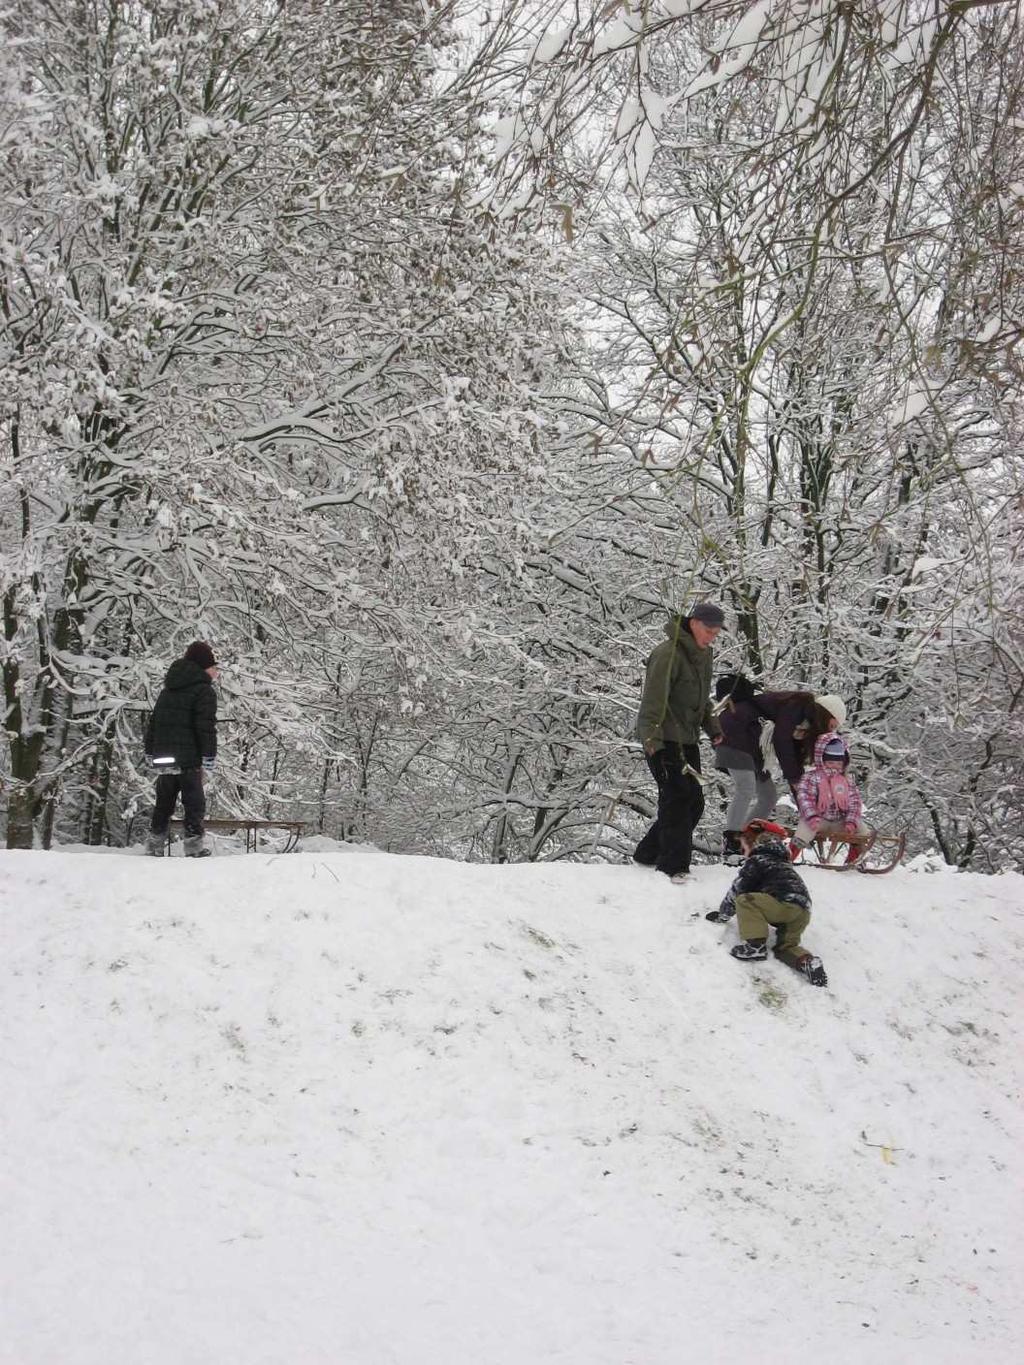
[144,641,219,856]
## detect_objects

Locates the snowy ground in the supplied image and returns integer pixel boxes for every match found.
[1,841,1022,1365]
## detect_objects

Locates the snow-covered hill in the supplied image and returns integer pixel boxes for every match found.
[2,844,1022,1365]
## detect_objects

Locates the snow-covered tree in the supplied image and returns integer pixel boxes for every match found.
[0,0,571,847]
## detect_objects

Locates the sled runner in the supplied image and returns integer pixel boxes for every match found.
[794,829,906,875]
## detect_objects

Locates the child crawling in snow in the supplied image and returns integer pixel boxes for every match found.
[706,818,827,987]
[791,733,871,865]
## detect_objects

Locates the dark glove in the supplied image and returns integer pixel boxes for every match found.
[202,757,215,772]
[705,908,735,924]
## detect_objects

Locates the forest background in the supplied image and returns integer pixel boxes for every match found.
[2,0,1021,868]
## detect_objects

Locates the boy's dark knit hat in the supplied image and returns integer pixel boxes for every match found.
[184,641,218,669]
[690,602,726,627]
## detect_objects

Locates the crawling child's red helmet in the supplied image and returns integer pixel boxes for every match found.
[742,818,789,841]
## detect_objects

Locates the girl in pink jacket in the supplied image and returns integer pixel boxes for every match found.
[792,734,870,860]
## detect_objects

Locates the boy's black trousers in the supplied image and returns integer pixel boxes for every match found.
[151,769,206,838]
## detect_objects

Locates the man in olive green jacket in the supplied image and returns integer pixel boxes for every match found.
[634,603,725,880]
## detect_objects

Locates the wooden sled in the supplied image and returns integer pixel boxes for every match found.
[796,829,907,875]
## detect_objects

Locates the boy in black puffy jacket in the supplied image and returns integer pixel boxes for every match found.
[144,641,219,857]
[705,819,827,987]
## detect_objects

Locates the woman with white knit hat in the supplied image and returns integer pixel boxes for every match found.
[813,694,846,728]
[750,689,847,797]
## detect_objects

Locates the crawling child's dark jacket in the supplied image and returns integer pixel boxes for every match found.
[716,837,811,920]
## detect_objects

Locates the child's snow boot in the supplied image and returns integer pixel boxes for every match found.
[730,938,768,962]
[796,953,828,987]
[722,830,744,866]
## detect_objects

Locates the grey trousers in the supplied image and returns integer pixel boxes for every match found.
[723,768,777,830]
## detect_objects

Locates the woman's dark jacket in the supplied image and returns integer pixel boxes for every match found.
[144,659,217,770]
[751,691,816,786]
[717,838,812,919]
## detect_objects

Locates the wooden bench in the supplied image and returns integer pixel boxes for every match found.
[168,818,305,853]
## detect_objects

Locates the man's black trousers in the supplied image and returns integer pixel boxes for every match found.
[633,742,704,876]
